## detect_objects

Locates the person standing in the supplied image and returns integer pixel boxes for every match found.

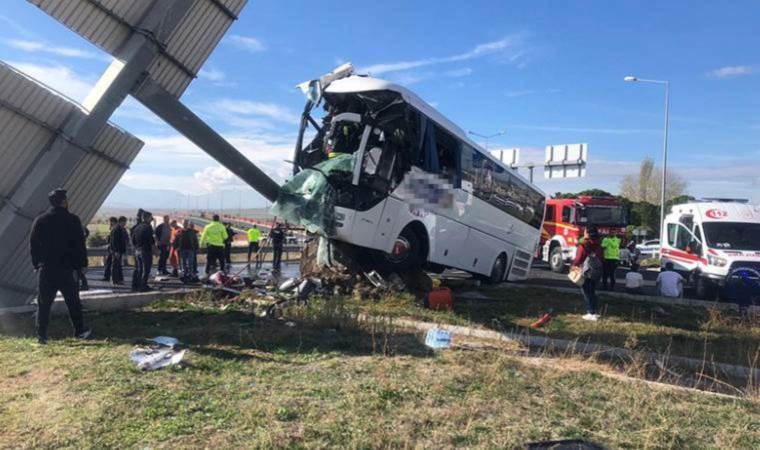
[154,215,171,275]
[269,223,286,272]
[200,214,228,274]
[601,232,621,290]
[179,221,200,282]
[168,220,181,277]
[109,216,128,285]
[224,222,236,265]
[132,211,155,292]
[246,224,261,266]
[101,217,118,282]
[30,188,91,344]
[572,226,603,321]
[130,209,144,290]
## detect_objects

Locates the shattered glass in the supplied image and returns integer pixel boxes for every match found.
[271,153,355,236]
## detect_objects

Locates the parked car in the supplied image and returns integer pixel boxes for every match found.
[638,239,660,258]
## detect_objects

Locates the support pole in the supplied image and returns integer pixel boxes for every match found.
[134,78,280,202]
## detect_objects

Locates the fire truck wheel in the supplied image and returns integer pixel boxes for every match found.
[549,246,565,273]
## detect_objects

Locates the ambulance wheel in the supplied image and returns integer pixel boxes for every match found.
[696,276,717,301]
[549,246,565,273]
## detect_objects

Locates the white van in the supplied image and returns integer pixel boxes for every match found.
[660,199,760,299]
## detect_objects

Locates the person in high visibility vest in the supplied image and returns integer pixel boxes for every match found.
[246,224,262,266]
[601,233,622,290]
[200,214,228,274]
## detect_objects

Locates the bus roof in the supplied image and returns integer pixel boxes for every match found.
[325,75,543,195]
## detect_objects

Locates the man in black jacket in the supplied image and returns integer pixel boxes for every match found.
[30,188,91,344]
[101,217,117,282]
[109,216,128,285]
[131,211,155,292]
[130,209,144,291]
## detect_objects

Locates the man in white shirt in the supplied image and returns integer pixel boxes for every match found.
[625,264,645,294]
[657,262,684,298]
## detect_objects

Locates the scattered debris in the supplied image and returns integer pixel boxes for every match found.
[425,328,452,349]
[130,336,185,371]
[530,309,554,329]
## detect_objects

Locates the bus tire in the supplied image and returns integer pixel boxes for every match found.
[382,227,424,272]
[549,245,565,273]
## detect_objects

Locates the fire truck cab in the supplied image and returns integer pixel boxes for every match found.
[541,196,628,272]
[661,199,760,300]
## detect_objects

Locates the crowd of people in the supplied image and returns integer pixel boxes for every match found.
[28,187,293,344]
[572,227,685,321]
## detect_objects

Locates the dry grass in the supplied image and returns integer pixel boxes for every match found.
[1,294,758,449]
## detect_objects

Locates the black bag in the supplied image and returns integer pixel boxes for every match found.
[583,252,603,282]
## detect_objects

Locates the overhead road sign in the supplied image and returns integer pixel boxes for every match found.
[0,62,143,307]
[28,0,246,98]
[544,143,588,179]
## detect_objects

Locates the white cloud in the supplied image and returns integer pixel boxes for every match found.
[707,65,753,78]
[6,61,94,102]
[505,88,561,98]
[226,35,266,53]
[508,124,656,134]
[211,99,300,124]
[360,35,520,75]
[5,38,103,60]
[387,67,474,86]
[198,68,226,82]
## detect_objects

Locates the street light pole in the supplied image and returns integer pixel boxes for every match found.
[467,130,506,151]
[624,76,670,238]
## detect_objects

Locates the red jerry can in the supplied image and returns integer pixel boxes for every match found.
[426,288,453,311]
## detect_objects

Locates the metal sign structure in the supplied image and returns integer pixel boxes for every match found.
[544,143,588,179]
[0,0,280,307]
[0,62,143,305]
[490,148,519,167]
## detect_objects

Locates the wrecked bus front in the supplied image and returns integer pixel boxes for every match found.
[274,65,545,282]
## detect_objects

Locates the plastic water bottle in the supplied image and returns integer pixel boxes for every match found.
[425,328,452,349]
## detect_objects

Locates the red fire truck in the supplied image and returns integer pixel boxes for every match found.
[541,196,629,272]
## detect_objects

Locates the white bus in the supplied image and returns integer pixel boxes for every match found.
[281,64,545,283]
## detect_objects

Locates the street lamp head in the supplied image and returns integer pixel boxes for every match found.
[624,76,638,82]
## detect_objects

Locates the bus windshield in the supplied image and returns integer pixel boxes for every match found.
[578,205,627,227]
[703,222,760,251]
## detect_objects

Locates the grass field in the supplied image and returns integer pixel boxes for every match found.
[339,283,760,369]
[1,293,758,448]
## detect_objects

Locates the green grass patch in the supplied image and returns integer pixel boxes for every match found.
[0,297,758,448]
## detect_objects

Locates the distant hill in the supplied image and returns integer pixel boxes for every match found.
[102,183,269,211]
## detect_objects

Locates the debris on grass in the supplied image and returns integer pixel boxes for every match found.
[424,328,452,349]
[130,336,186,371]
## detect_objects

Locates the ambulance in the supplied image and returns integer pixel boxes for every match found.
[660,199,760,299]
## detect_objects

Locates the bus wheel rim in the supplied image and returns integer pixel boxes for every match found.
[386,236,411,263]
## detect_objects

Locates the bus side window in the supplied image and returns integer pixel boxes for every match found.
[434,127,460,186]
[667,223,678,247]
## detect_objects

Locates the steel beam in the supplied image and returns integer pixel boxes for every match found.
[134,78,281,202]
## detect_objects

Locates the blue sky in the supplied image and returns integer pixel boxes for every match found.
[1,0,758,208]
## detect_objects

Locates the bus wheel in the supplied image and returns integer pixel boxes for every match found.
[549,246,565,273]
[490,254,507,284]
[382,228,422,272]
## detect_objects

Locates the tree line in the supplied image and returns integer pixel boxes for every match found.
[553,157,691,237]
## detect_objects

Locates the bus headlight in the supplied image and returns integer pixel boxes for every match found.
[707,254,727,267]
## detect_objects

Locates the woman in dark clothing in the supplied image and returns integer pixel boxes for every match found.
[572,226,603,321]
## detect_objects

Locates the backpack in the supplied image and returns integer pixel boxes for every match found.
[582,248,603,282]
